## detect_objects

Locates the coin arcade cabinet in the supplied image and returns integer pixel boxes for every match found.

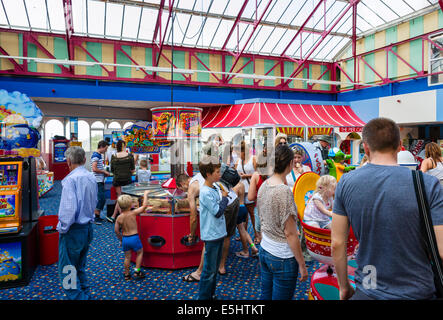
[123,107,204,269]
[0,90,42,288]
[48,138,70,181]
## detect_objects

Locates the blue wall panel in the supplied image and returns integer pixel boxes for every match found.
[0,76,334,105]
[350,98,379,123]
[337,78,443,102]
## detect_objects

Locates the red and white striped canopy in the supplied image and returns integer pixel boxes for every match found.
[202,103,365,128]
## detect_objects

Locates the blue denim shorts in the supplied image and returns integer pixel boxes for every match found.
[237,204,248,224]
[122,234,143,252]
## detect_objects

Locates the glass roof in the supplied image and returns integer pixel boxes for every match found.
[0,0,440,62]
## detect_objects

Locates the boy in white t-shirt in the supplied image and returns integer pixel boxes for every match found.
[137,159,151,183]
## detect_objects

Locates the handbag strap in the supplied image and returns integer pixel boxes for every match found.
[411,170,443,294]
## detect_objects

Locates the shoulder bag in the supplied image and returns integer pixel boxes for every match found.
[411,170,443,299]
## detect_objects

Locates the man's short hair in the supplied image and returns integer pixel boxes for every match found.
[176,173,190,187]
[65,146,86,165]
[198,155,221,178]
[98,140,109,149]
[117,194,133,211]
[362,117,400,152]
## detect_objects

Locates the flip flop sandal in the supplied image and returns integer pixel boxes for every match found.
[182,273,199,282]
[218,270,227,276]
[124,273,131,281]
[235,251,250,259]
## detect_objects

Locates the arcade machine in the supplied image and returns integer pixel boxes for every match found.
[48,137,70,180]
[122,107,204,269]
[0,90,42,288]
[0,157,39,288]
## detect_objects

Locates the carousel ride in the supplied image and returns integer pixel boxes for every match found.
[290,142,359,300]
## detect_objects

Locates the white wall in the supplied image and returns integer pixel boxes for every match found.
[379,90,436,124]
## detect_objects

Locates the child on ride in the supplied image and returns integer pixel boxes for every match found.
[303,175,337,230]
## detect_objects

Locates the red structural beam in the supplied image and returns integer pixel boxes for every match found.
[221,0,249,51]
[281,0,359,88]
[352,0,357,90]
[280,0,325,57]
[439,0,443,12]
[62,0,74,72]
[74,42,113,76]
[155,0,175,68]
[191,52,222,82]
[225,0,273,78]
[115,44,154,80]
[28,34,72,74]
[358,56,387,84]
[256,0,325,86]
[0,46,24,71]
[153,0,166,44]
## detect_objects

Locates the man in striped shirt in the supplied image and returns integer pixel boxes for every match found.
[91,140,110,225]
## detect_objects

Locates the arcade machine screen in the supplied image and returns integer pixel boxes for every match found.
[0,162,22,234]
[53,142,68,163]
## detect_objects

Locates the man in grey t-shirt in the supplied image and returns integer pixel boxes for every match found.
[332,118,443,300]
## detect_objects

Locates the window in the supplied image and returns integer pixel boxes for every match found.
[108,121,121,129]
[91,121,104,151]
[78,120,90,152]
[123,122,134,129]
[429,34,443,86]
[44,119,64,153]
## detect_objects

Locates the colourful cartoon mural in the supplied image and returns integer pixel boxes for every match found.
[123,123,172,154]
[0,242,22,282]
[178,110,201,138]
[0,90,43,158]
[152,111,176,138]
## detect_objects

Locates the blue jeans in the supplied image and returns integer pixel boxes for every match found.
[96,182,106,211]
[259,246,299,300]
[198,238,224,300]
[58,223,93,300]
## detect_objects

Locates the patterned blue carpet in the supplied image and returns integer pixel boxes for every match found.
[0,180,320,300]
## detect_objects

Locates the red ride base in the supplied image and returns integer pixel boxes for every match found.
[309,260,357,300]
[131,214,203,269]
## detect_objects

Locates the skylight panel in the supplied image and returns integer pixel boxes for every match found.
[122,5,142,39]
[209,0,229,15]
[224,0,243,17]
[46,0,65,32]
[104,2,124,38]
[87,0,105,36]
[24,0,49,30]
[137,7,156,41]
[209,19,234,49]
[3,0,28,28]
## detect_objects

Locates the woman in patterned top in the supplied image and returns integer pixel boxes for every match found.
[256,144,308,300]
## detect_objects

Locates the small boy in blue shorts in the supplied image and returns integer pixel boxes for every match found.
[114,190,149,280]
